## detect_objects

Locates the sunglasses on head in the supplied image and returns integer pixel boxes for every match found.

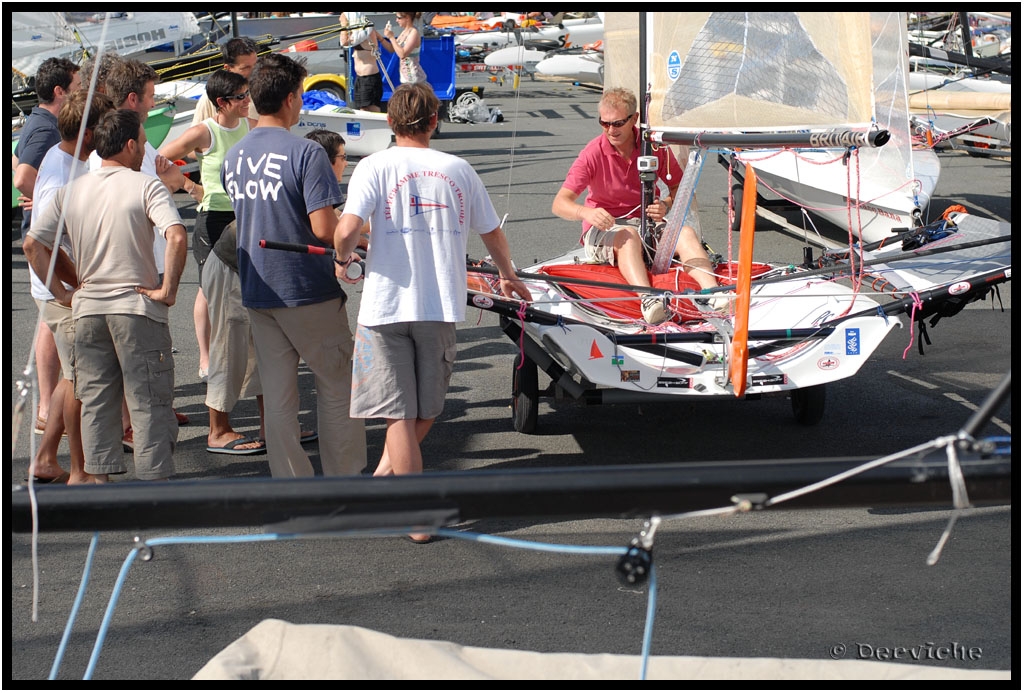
[598,115,633,128]
[223,90,250,101]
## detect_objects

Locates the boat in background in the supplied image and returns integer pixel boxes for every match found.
[905,12,1012,159]
[533,44,605,85]
[455,14,603,53]
[12,11,201,85]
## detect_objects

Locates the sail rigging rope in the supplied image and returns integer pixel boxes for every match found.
[18,9,115,629]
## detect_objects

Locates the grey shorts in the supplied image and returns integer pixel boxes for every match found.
[350,321,457,421]
[40,299,75,381]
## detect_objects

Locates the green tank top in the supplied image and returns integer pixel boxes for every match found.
[199,117,250,212]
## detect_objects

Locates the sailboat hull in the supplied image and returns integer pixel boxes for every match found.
[469,248,898,403]
[735,148,941,241]
[294,109,394,157]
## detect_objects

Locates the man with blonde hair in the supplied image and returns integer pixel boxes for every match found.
[552,86,721,324]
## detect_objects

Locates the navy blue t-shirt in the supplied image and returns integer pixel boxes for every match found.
[222,127,345,309]
[14,107,60,235]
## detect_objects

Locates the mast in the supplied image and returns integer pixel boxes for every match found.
[637,12,657,265]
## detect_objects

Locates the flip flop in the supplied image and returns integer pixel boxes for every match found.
[206,437,266,456]
[300,430,318,444]
[28,471,70,484]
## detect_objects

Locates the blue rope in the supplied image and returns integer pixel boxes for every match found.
[76,528,656,680]
[49,532,100,680]
[639,562,658,680]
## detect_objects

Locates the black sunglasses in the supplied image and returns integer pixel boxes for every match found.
[598,115,633,128]
[223,90,250,101]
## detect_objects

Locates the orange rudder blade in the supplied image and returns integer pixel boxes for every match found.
[730,164,757,397]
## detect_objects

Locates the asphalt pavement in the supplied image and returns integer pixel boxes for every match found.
[9,74,1014,681]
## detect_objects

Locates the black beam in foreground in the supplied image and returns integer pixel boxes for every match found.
[11,452,1011,534]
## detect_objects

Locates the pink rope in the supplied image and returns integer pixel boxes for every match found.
[902,292,924,360]
[515,300,528,369]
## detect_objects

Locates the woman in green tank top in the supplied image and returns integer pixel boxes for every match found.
[159,69,256,378]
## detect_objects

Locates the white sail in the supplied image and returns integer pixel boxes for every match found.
[647,12,874,131]
[12,12,201,83]
[614,11,940,242]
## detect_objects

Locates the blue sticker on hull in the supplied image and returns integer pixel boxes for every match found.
[845,328,860,355]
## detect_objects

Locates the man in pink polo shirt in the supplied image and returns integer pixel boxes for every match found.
[552,87,720,324]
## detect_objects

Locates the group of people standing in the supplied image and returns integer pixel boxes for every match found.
[17,35,717,545]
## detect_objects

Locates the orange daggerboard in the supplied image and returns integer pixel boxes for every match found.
[730,164,757,397]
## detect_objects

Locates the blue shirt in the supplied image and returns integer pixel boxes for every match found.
[223,127,344,309]
[14,106,60,234]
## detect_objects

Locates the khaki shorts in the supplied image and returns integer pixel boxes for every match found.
[40,299,75,381]
[582,219,640,266]
[350,321,457,421]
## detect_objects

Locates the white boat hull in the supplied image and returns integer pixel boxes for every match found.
[295,107,394,157]
[456,17,603,50]
[488,248,899,400]
[484,46,548,70]
[735,148,941,241]
[535,52,604,85]
[152,96,394,160]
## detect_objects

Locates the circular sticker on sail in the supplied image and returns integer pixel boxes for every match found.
[667,51,682,81]
[948,281,971,296]
[817,357,840,371]
[472,295,495,309]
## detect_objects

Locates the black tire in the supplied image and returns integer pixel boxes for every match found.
[730,181,744,232]
[791,384,826,426]
[433,101,448,137]
[512,357,539,433]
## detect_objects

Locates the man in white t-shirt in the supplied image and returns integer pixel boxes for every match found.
[334,83,531,542]
[23,90,115,485]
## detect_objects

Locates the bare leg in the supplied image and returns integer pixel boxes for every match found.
[380,417,434,542]
[121,397,131,434]
[208,408,263,450]
[612,227,653,288]
[374,418,433,477]
[28,379,68,480]
[35,323,60,424]
[675,226,719,291]
[63,393,100,484]
[194,288,210,375]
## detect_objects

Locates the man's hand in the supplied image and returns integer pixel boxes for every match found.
[579,205,615,231]
[644,198,670,223]
[155,154,186,192]
[335,252,364,284]
[135,283,176,307]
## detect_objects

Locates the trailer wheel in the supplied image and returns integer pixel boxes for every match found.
[730,182,745,232]
[512,356,539,433]
[434,101,448,136]
[791,384,826,426]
